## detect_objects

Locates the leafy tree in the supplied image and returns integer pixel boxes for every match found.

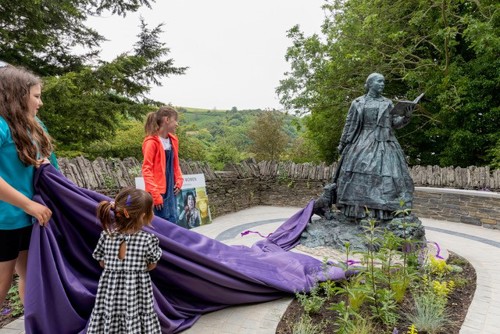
[176,126,208,162]
[247,111,291,161]
[207,138,243,170]
[489,138,500,169]
[284,135,322,164]
[0,0,153,75]
[278,0,499,167]
[85,119,144,160]
[283,115,322,163]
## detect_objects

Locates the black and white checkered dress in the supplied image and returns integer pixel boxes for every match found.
[87,230,162,334]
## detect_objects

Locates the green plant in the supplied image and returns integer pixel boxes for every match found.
[394,199,412,218]
[405,291,450,334]
[379,232,398,282]
[360,218,383,311]
[432,280,455,298]
[6,280,23,317]
[390,275,411,303]
[346,316,376,334]
[329,300,377,334]
[102,175,116,189]
[428,255,452,277]
[291,314,327,334]
[448,256,468,267]
[127,165,142,178]
[344,281,369,312]
[450,276,468,288]
[369,288,398,327]
[277,165,291,185]
[319,279,337,300]
[393,200,414,275]
[296,285,326,315]
[379,231,418,303]
[329,300,358,334]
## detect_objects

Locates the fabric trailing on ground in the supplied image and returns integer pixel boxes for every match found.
[24,165,345,333]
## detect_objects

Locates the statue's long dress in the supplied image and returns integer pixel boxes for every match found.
[336,95,414,220]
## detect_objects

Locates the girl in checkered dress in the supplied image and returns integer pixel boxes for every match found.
[87,188,162,334]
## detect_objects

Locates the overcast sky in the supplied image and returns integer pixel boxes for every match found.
[87,0,325,110]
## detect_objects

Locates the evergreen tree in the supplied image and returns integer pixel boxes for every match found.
[0,0,153,75]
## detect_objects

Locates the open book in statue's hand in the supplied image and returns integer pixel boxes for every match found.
[391,92,425,117]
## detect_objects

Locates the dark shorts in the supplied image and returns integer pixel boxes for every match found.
[0,225,33,262]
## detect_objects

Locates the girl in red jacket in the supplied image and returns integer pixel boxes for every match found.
[142,106,184,223]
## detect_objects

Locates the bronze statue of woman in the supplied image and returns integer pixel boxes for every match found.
[335,73,414,220]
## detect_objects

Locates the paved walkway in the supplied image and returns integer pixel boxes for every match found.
[2,206,500,334]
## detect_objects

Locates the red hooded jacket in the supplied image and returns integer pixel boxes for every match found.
[142,134,183,205]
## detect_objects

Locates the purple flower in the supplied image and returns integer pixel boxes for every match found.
[1,308,11,315]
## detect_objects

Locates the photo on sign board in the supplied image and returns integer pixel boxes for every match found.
[135,174,212,229]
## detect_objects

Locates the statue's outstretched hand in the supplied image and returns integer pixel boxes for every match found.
[404,105,415,117]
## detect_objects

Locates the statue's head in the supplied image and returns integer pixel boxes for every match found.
[364,72,384,93]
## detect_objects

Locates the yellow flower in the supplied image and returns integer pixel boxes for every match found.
[432,280,455,298]
[407,324,418,334]
[429,256,451,275]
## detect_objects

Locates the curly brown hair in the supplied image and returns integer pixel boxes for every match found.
[0,66,53,165]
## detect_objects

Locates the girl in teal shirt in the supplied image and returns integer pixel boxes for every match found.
[0,62,54,310]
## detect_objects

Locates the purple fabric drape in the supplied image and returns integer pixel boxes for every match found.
[24,165,345,333]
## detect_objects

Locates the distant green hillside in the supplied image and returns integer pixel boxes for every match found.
[177,107,286,134]
[177,109,228,129]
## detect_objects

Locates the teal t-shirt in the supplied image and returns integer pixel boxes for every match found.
[0,116,35,230]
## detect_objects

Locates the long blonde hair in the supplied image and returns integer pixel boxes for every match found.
[144,106,178,136]
[0,66,53,165]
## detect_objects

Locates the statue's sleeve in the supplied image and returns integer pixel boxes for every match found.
[339,100,358,151]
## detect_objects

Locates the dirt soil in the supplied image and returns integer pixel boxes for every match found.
[276,252,476,334]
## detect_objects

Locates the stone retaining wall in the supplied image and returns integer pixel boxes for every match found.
[55,157,500,228]
[413,187,500,228]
